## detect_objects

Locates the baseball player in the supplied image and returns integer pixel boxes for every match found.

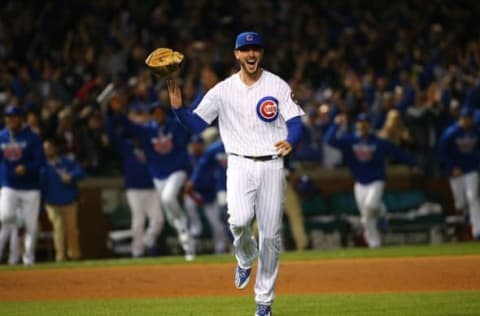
[325,113,417,248]
[184,134,207,239]
[167,31,304,316]
[438,107,480,239]
[41,138,85,262]
[185,137,230,254]
[0,105,45,265]
[106,105,165,258]
[107,101,195,261]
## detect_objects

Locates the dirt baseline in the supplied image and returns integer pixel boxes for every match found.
[1,255,480,301]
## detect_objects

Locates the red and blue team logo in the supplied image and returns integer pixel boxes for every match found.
[151,133,173,154]
[1,142,24,161]
[256,96,279,122]
[353,143,376,161]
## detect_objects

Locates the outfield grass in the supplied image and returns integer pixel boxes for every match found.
[0,242,478,315]
[0,292,479,316]
[0,241,478,271]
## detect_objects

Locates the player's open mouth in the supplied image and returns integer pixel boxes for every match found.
[247,59,257,65]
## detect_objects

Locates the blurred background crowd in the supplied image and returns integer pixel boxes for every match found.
[0,0,479,177]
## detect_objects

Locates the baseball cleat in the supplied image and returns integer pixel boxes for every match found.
[255,304,271,316]
[234,265,252,289]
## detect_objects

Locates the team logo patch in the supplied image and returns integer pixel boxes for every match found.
[352,143,376,162]
[256,96,279,122]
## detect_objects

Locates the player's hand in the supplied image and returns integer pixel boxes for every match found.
[452,167,463,177]
[167,79,183,109]
[14,165,26,176]
[59,170,72,184]
[275,140,292,157]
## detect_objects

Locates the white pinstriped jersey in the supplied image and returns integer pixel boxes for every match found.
[194,70,304,156]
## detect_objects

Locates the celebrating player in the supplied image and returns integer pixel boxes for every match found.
[185,137,230,254]
[438,107,480,240]
[0,105,45,266]
[325,113,417,248]
[105,104,165,258]
[167,31,304,316]
[107,101,194,261]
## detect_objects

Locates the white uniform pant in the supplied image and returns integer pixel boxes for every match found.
[184,194,229,253]
[354,181,386,248]
[126,189,164,257]
[153,171,193,254]
[449,171,480,238]
[0,187,40,265]
[0,223,19,264]
[227,155,285,306]
[183,194,203,237]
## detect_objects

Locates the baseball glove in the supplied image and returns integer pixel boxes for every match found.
[145,48,184,78]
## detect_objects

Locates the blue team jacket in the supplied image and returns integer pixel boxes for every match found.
[105,118,154,189]
[438,123,480,176]
[190,139,227,202]
[107,110,191,180]
[325,123,416,184]
[40,156,85,205]
[0,126,45,190]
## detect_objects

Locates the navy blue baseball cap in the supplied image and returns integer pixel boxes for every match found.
[235,32,263,50]
[356,113,370,122]
[459,106,474,117]
[4,105,24,116]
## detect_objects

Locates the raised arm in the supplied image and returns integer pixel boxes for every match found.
[324,113,349,150]
[167,79,209,134]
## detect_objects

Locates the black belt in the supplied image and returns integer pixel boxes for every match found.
[229,153,280,161]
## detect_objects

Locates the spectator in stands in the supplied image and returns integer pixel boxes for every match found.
[41,138,85,262]
[377,109,412,148]
[405,92,440,176]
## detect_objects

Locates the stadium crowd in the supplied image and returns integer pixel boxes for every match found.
[0,0,479,261]
[0,0,479,175]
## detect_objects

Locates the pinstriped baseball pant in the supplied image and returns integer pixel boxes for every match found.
[226,155,285,306]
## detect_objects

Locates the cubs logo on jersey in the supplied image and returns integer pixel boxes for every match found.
[151,132,173,154]
[456,135,477,153]
[1,141,26,161]
[352,143,376,161]
[256,96,279,122]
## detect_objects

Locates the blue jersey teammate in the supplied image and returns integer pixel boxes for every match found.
[108,101,194,260]
[106,105,165,257]
[0,105,45,265]
[325,113,417,248]
[185,137,229,253]
[438,107,480,239]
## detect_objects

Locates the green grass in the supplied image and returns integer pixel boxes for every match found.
[0,242,479,315]
[1,241,478,271]
[1,292,479,316]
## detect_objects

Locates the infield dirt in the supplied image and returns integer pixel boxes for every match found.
[1,255,479,301]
